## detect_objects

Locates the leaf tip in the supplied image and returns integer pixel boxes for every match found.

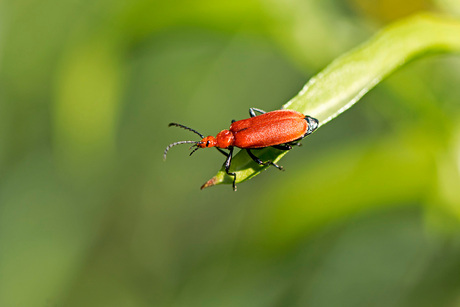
[201,176,219,190]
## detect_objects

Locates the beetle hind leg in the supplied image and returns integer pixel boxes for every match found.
[272,141,302,151]
[246,149,284,171]
[272,144,293,151]
[249,108,266,117]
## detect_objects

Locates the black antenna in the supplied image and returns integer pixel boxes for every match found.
[168,123,204,138]
[163,141,198,160]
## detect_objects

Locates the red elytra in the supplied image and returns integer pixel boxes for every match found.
[164,108,319,191]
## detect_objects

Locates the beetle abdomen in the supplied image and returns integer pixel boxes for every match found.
[233,117,307,148]
[230,110,308,148]
[230,110,304,132]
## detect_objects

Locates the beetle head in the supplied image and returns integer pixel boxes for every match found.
[197,136,217,149]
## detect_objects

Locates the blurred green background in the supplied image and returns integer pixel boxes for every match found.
[1,0,460,306]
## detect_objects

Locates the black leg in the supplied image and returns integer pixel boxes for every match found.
[215,148,229,157]
[223,147,237,191]
[249,108,266,117]
[272,141,303,151]
[272,144,292,151]
[231,119,236,123]
[246,149,284,171]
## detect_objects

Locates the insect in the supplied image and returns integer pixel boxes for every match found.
[164,108,319,191]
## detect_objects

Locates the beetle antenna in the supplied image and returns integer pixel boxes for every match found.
[168,123,204,138]
[163,141,198,160]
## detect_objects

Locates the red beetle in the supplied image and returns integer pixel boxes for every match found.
[164,108,319,190]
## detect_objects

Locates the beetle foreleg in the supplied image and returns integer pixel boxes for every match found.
[246,149,284,171]
[216,148,229,157]
[223,147,237,191]
[249,108,266,117]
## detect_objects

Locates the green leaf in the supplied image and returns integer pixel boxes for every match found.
[201,13,460,190]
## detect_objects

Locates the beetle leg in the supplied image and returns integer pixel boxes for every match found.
[272,144,292,151]
[216,148,229,157]
[288,137,304,146]
[223,147,237,191]
[246,149,284,171]
[289,140,303,147]
[305,116,319,134]
[249,108,266,117]
[272,140,302,150]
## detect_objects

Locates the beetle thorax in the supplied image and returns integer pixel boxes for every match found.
[216,130,234,149]
[197,130,234,149]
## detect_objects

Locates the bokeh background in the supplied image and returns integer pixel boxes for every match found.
[1,0,460,306]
